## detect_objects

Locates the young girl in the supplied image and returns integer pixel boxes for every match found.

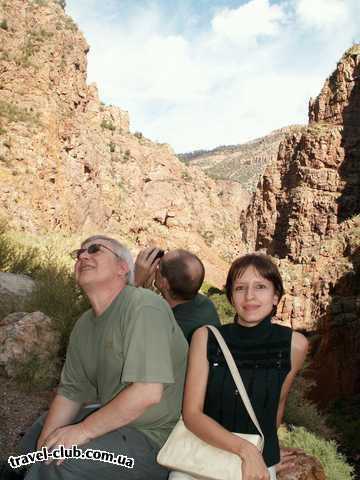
[174,254,308,480]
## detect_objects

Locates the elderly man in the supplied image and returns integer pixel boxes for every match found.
[135,248,220,342]
[19,235,188,480]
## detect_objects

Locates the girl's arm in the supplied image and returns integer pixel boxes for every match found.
[183,326,270,480]
[276,331,309,427]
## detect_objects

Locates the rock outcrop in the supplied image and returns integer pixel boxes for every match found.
[0,271,35,316]
[0,311,60,378]
[277,453,326,480]
[241,46,360,403]
[0,0,245,286]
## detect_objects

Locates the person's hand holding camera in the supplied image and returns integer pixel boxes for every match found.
[134,247,164,288]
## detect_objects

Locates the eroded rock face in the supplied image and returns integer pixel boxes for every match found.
[0,311,61,377]
[0,0,245,287]
[241,46,360,403]
[0,272,35,316]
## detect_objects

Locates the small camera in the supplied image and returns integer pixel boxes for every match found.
[152,249,165,263]
[147,248,165,263]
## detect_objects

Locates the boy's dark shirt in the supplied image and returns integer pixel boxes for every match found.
[172,293,221,342]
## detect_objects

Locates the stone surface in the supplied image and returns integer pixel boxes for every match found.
[0,272,35,316]
[0,311,60,377]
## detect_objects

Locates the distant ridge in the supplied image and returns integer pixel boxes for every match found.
[177,126,303,191]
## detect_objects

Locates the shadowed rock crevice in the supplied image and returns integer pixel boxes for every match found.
[311,245,360,405]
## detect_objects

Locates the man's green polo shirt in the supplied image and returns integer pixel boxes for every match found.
[58,285,188,448]
[172,293,221,342]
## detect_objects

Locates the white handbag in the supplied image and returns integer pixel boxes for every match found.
[157,325,265,480]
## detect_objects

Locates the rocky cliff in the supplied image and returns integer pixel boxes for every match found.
[241,46,360,403]
[0,0,245,285]
[241,46,360,258]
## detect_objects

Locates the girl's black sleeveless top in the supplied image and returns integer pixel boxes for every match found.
[204,316,292,467]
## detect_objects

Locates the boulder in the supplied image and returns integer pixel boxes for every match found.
[0,272,35,317]
[0,311,60,377]
[278,452,326,480]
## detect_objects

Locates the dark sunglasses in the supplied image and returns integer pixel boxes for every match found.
[70,243,120,260]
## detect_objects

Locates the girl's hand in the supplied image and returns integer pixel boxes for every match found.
[240,443,270,480]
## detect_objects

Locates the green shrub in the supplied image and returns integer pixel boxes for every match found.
[0,227,90,369]
[26,262,90,358]
[327,395,360,457]
[1,51,10,62]
[30,28,53,42]
[0,227,41,319]
[0,100,40,125]
[284,375,333,439]
[64,16,77,32]
[181,171,192,182]
[201,283,234,324]
[56,0,66,8]
[0,19,8,30]
[0,233,41,275]
[210,293,235,324]
[19,38,38,66]
[123,149,131,161]
[200,229,215,246]
[101,119,116,131]
[33,0,48,6]
[279,426,354,480]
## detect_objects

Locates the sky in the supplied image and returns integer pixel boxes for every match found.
[66,0,360,153]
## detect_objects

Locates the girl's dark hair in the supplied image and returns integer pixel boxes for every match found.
[225,254,284,306]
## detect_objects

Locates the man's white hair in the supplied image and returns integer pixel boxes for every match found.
[81,235,134,284]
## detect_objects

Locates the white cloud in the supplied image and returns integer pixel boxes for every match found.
[66,0,360,152]
[296,0,350,30]
[211,0,285,43]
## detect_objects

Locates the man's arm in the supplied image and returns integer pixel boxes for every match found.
[43,383,163,451]
[37,394,82,449]
[82,382,163,438]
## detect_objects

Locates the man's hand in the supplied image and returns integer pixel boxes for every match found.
[42,423,91,465]
[134,247,162,288]
[276,447,303,475]
[36,395,81,451]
